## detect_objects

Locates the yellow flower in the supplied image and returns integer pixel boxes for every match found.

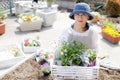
[22,16,32,21]
[103,26,120,37]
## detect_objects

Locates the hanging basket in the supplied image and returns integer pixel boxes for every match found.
[0,22,5,34]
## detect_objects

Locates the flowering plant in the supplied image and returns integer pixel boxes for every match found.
[102,21,120,32]
[39,59,51,76]
[102,26,120,37]
[19,14,41,22]
[57,40,97,67]
[24,36,40,47]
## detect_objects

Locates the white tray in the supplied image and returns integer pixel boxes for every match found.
[0,53,35,79]
[0,44,26,69]
[100,59,120,70]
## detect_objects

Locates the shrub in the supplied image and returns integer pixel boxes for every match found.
[105,0,120,17]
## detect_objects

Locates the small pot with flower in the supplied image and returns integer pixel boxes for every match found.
[22,36,41,53]
[39,59,51,76]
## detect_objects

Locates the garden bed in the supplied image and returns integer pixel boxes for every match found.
[1,54,120,80]
[99,66,120,80]
[0,53,53,80]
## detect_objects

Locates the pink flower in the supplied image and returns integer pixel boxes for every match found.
[24,39,30,46]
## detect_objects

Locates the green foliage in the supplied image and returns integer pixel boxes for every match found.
[8,46,21,57]
[59,40,97,66]
[47,0,55,2]
[45,52,50,58]
[102,21,114,27]
[102,21,120,32]
[87,49,97,62]
[0,8,7,23]
[12,48,20,57]
[60,40,87,66]
[42,67,51,73]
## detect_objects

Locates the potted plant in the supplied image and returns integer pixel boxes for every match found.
[102,26,120,44]
[22,36,41,53]
[0,8,6,35]
[55,40,97,66]
[52,41,99,80]
[18,14,43,31]
[101,21,120,44]
[39,59,51,76]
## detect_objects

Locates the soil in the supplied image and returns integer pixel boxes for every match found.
[0,58,43,80]
[1,58,120,80]
[99,66,120,80]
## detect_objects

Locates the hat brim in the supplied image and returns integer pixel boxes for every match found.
[69,10,93,20]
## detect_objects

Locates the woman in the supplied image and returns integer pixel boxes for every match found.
[56,2,99,52]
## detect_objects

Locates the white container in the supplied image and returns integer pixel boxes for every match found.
[36,9,57,27]
[0,53,36,79]
[22,38,41,53]
[52,60,99,80]
[18,19,42,31]
[22,45,40,53]
[0,44,26,69]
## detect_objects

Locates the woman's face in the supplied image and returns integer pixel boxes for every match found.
[74,13,89,25]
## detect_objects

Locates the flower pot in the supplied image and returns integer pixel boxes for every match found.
[19,20,42,31]
[43,71,51,76]
[102,31,120,44]
[22,38,40,53]
[0,22,5,34]
[36,10,57,27]
[22,45,40,53]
